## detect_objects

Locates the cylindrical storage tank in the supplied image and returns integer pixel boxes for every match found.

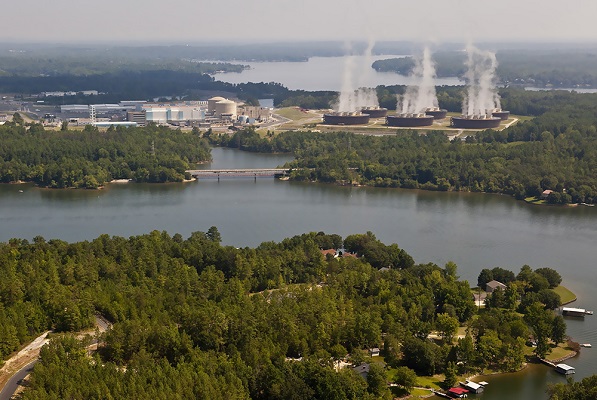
[215,100,237,117]
[208,96,226,113]
[425,108,448,120]
[361,107,388,118]
[451,116,501,129]
[491,110,510,120]
[386,115,434,127]
[323,113,370,125]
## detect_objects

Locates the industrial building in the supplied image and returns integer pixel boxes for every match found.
[143,104,206,124]
[240,105,272,122]
[126,110,147,126]
[58,98,246,128]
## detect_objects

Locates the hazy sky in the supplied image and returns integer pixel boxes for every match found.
[3,0,597,44]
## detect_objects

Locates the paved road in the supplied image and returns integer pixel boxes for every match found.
[0,361,36,400]
[0,315,111,399]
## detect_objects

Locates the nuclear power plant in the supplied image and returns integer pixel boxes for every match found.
[319,45,509,130]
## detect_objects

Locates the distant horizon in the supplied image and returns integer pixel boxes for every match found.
[3,0,597,45]
[2,39,597,49]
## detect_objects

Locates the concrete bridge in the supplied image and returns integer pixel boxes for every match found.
[186,168,291,180]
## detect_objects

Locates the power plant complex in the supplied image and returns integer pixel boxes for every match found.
[322,45,508,130]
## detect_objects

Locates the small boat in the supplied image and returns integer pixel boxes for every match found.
[581,343,592,348]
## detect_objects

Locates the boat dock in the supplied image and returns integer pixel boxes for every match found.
[562,307,593,317]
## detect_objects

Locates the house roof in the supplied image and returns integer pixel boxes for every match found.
[320,249,336,256]
[486,280,507,289]
[542,189,554,195]
[556,363,575,371]
[352,363,370,374]
[563,307,586,313]
[464,381,482,390]
[448,387,469,395]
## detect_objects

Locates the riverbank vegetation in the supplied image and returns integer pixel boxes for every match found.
[0,229,571,398]
[0,123,210,188]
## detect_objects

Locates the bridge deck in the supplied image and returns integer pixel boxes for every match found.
[186,168,290,178]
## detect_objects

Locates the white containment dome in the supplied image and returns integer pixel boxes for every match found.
[208,96,226,113]
[215,99,237,117]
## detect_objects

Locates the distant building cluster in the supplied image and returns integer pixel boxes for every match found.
[54,97,272,128]
[42,90,99,97]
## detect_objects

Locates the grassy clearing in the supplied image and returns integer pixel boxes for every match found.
[275,107,308,120]
[524,196,547,205]
[457,326,468,338]
[553,285,576,305]
[409,388,434,398]
[545,342,576,361]
[414,374,443,390]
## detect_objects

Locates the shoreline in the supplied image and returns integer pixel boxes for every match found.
[3,169,596,209]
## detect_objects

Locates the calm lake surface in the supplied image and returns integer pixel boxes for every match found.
[1,147,597,399]
[212,55,464,91]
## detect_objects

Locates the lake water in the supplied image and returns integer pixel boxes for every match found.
[1,147,596,399]
[212,55,464,91]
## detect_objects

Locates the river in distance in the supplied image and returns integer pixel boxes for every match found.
[212,55,463,91]
[1,147,597,399]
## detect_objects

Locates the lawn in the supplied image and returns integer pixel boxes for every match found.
[553,285,577,305]
[524,196,547,205]
[545,342,576,362]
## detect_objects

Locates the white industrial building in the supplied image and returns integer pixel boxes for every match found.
[240,106,272,122]
[143,104,207,124]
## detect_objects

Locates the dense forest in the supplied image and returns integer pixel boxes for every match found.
[0,230,567,398]
[0,122,210,188]
[372,49,597,87]
[211,89,597,204]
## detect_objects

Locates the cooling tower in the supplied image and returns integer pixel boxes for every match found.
[361,107,388,118]
[323,112,370,125]
[451,115,502,129]
[386,114,434,127]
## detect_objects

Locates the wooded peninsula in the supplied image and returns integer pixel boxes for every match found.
[0,230,572,399]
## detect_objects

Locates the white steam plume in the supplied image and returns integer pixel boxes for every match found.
[333,40,379,113]
[396,47,439,115]
[462,44,501,116]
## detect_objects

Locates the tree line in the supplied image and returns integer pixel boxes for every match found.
[0,122,210,188]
